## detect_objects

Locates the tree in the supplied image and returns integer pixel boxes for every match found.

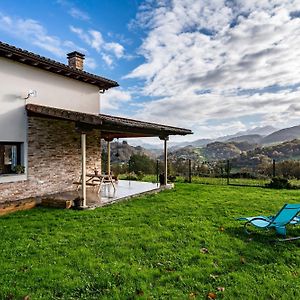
[128,154,156,174]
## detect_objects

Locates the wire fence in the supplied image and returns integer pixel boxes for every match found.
[115,156,300,188]
[168,158,300,188]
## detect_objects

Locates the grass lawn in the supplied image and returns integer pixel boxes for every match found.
[1,184,300,299]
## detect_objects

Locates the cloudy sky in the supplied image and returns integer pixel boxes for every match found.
[1,0,300,142]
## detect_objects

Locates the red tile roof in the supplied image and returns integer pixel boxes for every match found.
[0,41,118,90]
[26,104,193,139]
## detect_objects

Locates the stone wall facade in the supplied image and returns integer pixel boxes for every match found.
[0,116,101,203]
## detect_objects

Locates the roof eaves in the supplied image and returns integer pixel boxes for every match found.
[100,113,193,135]
[25,104,193,136]
[0,41,119,90]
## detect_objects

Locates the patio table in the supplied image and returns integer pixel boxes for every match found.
[74,173,116,194]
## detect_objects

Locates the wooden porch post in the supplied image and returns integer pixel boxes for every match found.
[160,136,169,185]
[81,133,87,207]
[99,136,102,174]
[105,138,113,175]
[107,140,111,175]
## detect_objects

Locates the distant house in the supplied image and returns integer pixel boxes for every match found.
[0,41,192,206]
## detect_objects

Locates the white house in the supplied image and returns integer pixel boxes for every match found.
[0,41,192,207]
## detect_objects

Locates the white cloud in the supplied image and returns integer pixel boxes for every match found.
[192,121,247,140]
[62,40,86,53]
[0,14,65,56]
[101,53,113,67]
[89,30,104,52]
[69,7,90,21]
[101,88,132,111]
[70,26,125,66]
[126,0,300,137]
[104,42,125,58]
[56,0,90,21]
[84,57,97,69]
[70,26,104,52]
[0,13,97,71]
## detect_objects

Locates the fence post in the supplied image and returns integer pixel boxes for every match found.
[272,159,276,177]
[188,159,192,183]
[226,160,230,185]
[156,160,159,184]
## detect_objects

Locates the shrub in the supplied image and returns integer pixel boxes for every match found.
[124,172,138,181]
[136,171,144,181]
[266,177,292,189]
[168,175,176,182]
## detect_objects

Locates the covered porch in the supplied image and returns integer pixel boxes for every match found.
[26,104,192,208]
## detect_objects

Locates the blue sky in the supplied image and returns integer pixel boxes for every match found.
[1,0,300,143]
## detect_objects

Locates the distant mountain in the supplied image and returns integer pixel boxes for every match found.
[202,141,258,160]
[215,126,276,142]
[260,139,300,160]
[230,139,300,169]
[120,125,300,157]
[262,125,300,144]
[104,134,300,167]
[227,134,263,144]
[231,141,259,151]
[169,139,212,150]
[235,125,277,136]
[169,126,278,150]
[203,142,242,160]
[186,139,300,165]
[167,146,204,162]
[103,141,157,163]
[123,139,162,150]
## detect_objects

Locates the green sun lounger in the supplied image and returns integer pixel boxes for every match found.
[237,203,300,237]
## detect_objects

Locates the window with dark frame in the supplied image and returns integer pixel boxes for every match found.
[0,142,22,175]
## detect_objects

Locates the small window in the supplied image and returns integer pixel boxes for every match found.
[0,142,23,175]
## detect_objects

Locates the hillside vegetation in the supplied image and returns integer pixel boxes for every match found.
[102,141,156,163]
[167,139,300,164]
[103,128,300,170]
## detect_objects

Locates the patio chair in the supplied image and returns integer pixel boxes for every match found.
[237,203,300,238]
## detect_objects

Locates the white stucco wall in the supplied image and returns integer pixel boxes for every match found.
[0,57,101,142]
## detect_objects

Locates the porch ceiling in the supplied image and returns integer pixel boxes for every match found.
[25,104,193,139]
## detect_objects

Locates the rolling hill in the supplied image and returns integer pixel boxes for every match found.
[227,134,263,144]
[261,125,300,144]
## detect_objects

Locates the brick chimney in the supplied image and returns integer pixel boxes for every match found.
[67,51,85,70]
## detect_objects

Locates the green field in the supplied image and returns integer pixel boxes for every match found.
[1,184,300,299]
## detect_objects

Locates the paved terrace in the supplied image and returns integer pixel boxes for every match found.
[41,180,172,209]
